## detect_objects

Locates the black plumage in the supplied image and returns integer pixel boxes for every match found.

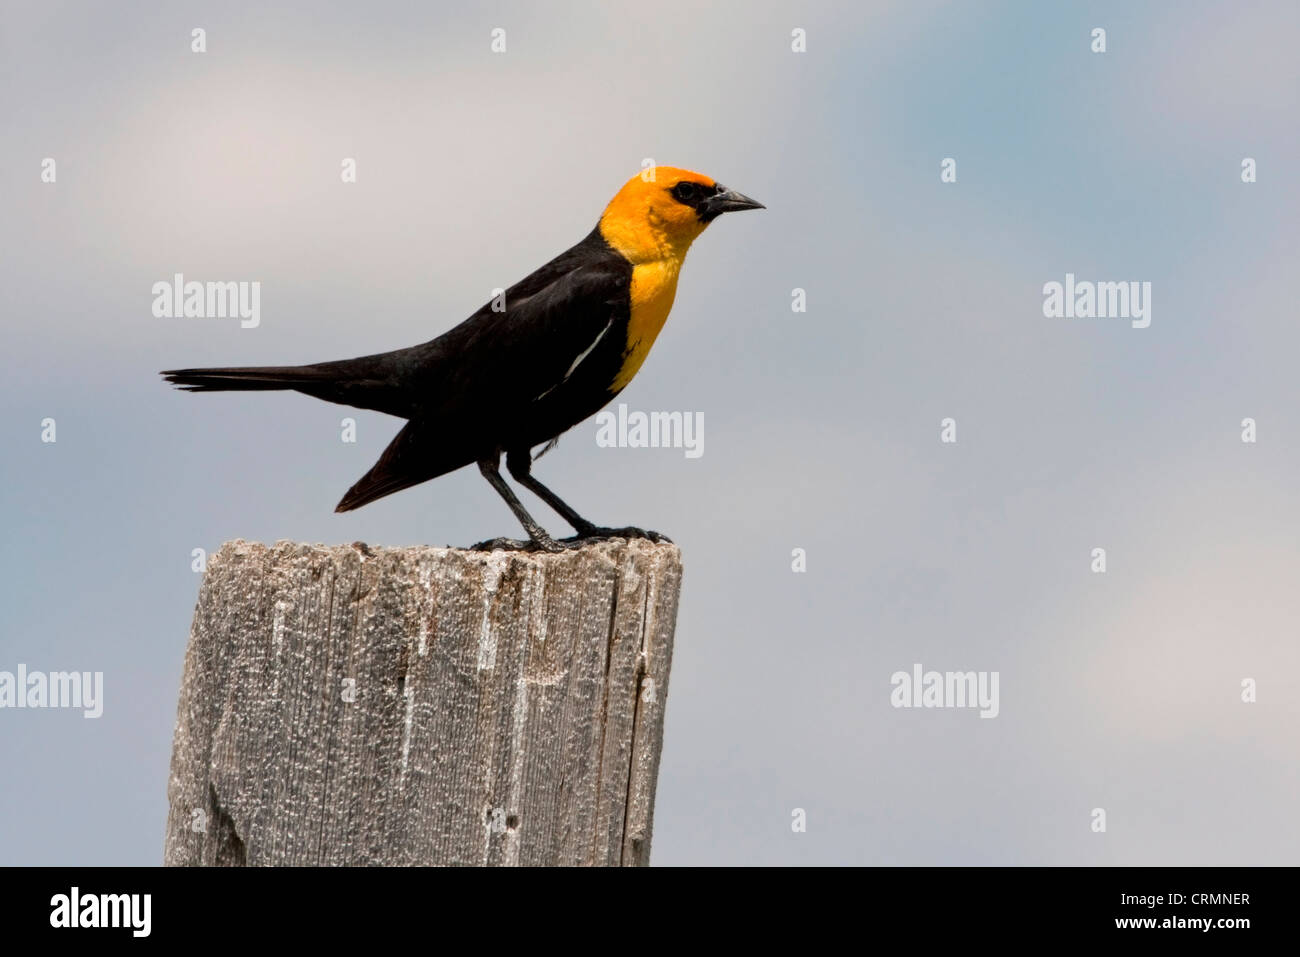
[164,229,633,535]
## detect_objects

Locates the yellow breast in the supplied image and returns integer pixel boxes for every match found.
[610,260,681,392]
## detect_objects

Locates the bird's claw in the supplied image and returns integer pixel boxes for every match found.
[471,527,673,552]
[470,535,578,553]
[574,526,673,544]
[471,536,537,552]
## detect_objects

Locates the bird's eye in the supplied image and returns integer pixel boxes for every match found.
[671,181,700,203]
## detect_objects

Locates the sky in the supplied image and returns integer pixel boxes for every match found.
[1,0,1297,865]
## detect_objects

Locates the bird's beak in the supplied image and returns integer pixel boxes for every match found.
[701,185,765,221]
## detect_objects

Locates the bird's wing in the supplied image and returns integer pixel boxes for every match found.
[422,253,631,423]
[334,253,632,512]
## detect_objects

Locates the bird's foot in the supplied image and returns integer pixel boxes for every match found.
[572,525,673,544]
[470,533,581,553]
[471,527,672,552]
[470,536,534,552]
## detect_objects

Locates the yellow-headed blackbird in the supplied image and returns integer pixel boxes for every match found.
[163,167,763,550]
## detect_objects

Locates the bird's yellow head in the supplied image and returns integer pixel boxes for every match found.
[598,167,763,265]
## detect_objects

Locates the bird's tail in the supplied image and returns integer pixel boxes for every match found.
[161,365,331,393]
[161,355,418,417]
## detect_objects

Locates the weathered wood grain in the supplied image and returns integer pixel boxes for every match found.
[163,538,682,866]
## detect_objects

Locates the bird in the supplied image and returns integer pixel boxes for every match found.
[162,167,763,551]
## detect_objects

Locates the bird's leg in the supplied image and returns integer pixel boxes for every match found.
[505,449,673,544]
[476,456,563,552]
[506,449,600,536]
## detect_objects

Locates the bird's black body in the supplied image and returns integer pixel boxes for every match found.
[167,227,634,513]
[163,168,763,549]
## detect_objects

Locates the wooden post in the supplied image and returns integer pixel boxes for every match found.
[163,538,682,866]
